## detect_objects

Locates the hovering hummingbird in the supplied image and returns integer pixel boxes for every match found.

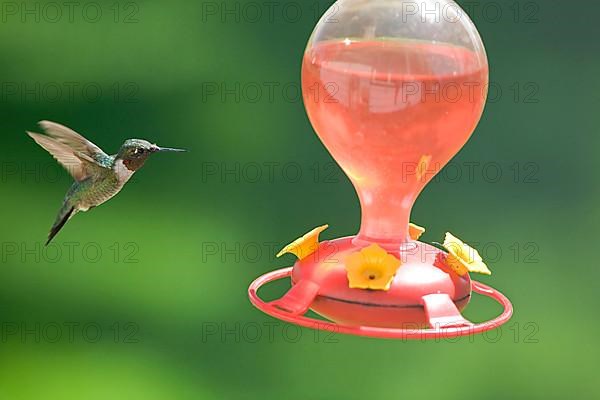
[27,121,186,245]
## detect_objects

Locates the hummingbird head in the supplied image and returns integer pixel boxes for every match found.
[117,139,186,171]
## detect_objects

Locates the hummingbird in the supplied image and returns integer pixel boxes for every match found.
[27,121,186,245]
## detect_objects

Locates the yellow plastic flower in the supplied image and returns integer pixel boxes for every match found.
[276,224,328,260]
[345,244,401,291]
[442,232,491,276]
[409,223,425,240]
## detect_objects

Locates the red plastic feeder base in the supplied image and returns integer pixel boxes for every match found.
[249,267,513,340]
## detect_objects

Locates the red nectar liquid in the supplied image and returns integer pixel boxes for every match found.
[302,40,488,247]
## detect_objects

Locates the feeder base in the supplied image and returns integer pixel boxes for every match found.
[248,267,513,340]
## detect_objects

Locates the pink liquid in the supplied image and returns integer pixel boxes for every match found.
[302,40,488,246]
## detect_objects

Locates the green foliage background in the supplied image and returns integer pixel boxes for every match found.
[0,0,597,399]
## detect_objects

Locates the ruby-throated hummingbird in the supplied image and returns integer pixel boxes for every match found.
[27,121,186,245]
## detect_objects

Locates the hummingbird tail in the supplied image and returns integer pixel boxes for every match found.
[46,206,75,246]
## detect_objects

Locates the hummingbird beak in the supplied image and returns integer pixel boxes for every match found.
[152,146,187,153]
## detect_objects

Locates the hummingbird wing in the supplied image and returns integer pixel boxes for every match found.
[27,131,110,182]
[38,121,111,164]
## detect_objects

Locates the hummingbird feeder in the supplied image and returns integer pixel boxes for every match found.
[249,0,513,339]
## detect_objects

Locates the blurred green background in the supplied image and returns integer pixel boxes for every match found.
[0,0,597,399]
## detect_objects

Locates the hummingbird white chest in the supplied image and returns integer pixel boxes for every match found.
[78,161,133,212]
[114,159,136,185]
